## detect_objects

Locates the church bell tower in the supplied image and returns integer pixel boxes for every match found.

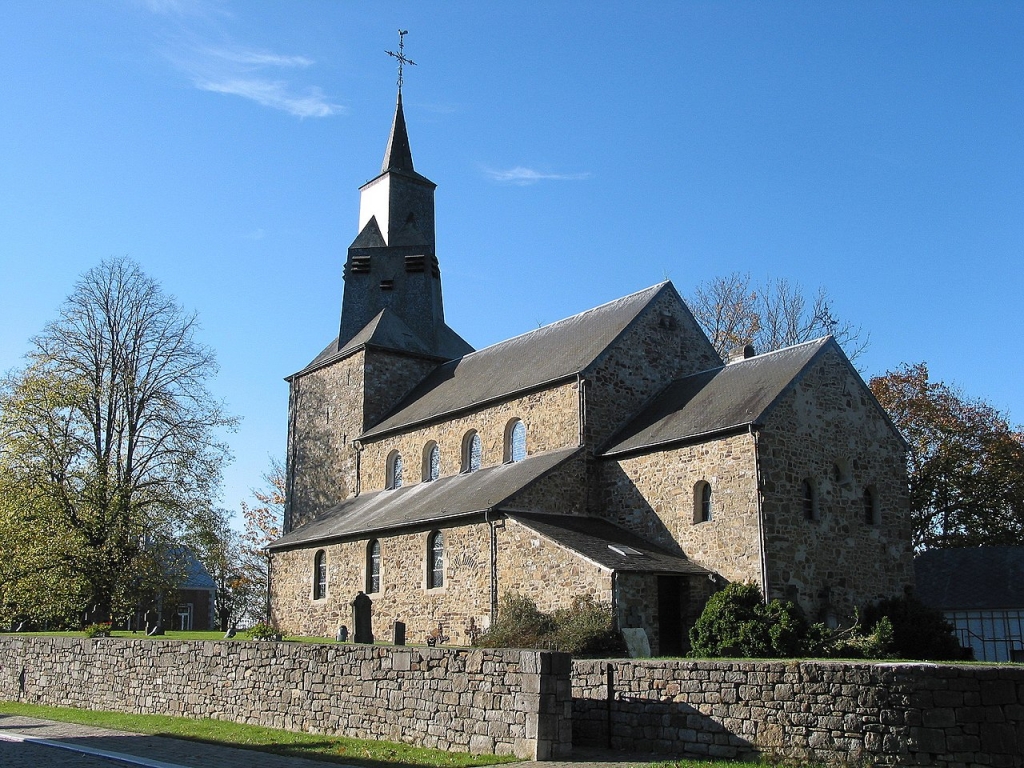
[338,35,470,360]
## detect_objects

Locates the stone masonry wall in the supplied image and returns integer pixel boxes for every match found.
[757,346,915,619]
[287,353,364,531]
[572,658,1024,767]
[359,381,580,492]
[583,288,721,451]
[271,504,610,645]
[496,518,613,613]
[599,432,763,586]
[287,348,440,532]
[271,520,493,645]
[0,637,572,760]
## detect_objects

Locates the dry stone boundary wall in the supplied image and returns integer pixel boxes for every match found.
[573,658,1024,767]
[4,637,1024,766]
[0,637,572,761]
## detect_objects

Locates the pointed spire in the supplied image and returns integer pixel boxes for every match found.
[381,92,415,173]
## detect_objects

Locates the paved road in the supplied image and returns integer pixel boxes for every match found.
[0,715,663,768]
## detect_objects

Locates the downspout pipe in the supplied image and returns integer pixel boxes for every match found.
[485,508,498,626]
[750,423,770,601]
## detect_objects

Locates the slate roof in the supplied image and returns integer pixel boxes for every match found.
[601,337,832,456]
[915,547,1024,611]
[289,309,471,379]
[508,512,711,575]
[269,446,581,550]
[362,283,671,438]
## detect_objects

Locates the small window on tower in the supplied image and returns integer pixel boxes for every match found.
[380,279,394,291]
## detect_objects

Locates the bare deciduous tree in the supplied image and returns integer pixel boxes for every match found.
[688,272,868,361]
[0,257,236,625]
[239,459,284,626]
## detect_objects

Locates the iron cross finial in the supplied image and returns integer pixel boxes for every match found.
[386,29,416,93]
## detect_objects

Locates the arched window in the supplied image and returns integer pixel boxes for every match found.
[802,479,818,521]
[366,539,381,593]
[313,550,327,600]
[863,486,879,525]
[694,481,712,523]
[427,531,444,589]
[462,431,482,473]
[504,419,527,463]
[387,451,403,489]
[423,442,440,482]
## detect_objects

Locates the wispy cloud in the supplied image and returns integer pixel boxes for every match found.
[484,166,592,186]
[143,0,341,119]
[137,0,227,19]
[166,41,342,118]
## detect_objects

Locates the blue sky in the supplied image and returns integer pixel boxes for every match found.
[2,1,1022,521]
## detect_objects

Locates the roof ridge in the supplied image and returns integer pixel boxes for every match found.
[450,282,668,363]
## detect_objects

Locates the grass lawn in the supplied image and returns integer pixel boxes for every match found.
[0,701,517,767]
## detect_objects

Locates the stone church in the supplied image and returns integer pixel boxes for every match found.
[268,90,915,655]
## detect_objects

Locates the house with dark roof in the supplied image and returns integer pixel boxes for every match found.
[916,547,1024,662]
[268,87,915,654]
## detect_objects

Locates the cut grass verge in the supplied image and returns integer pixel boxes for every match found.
[0,701,517,767]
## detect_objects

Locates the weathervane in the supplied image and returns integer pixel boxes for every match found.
[386,29,416,93]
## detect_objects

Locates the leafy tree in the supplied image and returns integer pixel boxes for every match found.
[189,507,248,632]
[0,258,236,625]
[239,459,284,625]
[688,272,867,360]
[869,363,1024,550]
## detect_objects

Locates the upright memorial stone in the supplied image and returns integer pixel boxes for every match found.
[351,591,373,644]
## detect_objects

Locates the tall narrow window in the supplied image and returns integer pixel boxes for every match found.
[313,550,327,600]
[694,481,712,523]
[367,539,381,593]
[505,419,527,463]
[863,487,879,525]
[802,479,817,521]
[423,442,440,481]
[427,531,444,589]
[462,431,481,473]
[387,451,403,489]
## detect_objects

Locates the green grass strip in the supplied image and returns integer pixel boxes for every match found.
[0,701,517,767]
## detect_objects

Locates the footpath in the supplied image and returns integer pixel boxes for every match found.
[0,715,661,768]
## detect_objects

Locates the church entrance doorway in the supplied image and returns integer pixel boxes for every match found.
[657,575,685,656]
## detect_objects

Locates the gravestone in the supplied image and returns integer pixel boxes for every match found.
[621,627,651,658]
[351,592,373,644]
[337,625,349,642]
[393,621,406,646]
